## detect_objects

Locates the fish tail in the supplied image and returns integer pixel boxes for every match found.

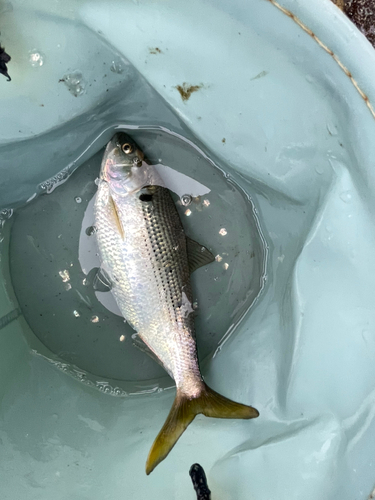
[145,383,259,475]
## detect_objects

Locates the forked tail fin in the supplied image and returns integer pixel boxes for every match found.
[146,383,259,475]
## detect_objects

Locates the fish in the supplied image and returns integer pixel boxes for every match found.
[94,132,259,474]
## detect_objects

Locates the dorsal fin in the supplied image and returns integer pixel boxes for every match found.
[186,237,215,273]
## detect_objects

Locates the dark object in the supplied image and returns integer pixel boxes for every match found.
[0,44,11,81]
[345,0,375,48]
[331,0,375,49]
[189,464,211,500]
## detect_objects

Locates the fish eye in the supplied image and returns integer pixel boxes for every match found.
[121,143,133,154]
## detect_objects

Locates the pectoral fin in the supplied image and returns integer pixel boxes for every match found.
[186,237,215,273]
[86,267,113,292]
[109,195,125,240]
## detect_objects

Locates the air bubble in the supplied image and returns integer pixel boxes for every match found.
[75,197,82,204]
[85,226,97,236]
[110,59,125,74]
[181,194,192,206]
[39,167,70,194]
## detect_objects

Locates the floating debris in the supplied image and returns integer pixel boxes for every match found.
[176,82,203,101]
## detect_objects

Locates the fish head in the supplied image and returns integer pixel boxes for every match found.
[100,133,148,195]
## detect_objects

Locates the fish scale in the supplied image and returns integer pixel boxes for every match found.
[96,180,199,385]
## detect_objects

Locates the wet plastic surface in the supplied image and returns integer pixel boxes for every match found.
[1,0,375,498]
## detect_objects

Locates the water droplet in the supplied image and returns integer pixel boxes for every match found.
[219,228,227,236]
[110,59,125,74]
[29,49,45,67]
[85,225,97,236]
[39,167,70,193]
[61,71,86,97]
[59,270,70,282]
[214,276,219,281]
[94,177,100,186]
[75,196,82,204]
[119,335,125,342]
[223,263,229,270]
[193,301,198,310]
[82,278,88,286]
[73,310,80,317]
[340,191,352,203]
[215,254,222,262]
[181,194,192,206]
[91,315,99,323]
[203,199,210,207]
[0,208,13,219]
[200,247,206,253]
[185,209,192,216]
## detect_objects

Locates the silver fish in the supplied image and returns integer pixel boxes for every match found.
[94,133,259,474]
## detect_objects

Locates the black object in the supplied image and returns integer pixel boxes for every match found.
[0,44,11,81]
[189,463,211,500]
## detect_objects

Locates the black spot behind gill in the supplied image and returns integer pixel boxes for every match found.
[139,193,153,202]
[189,464,211,500]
